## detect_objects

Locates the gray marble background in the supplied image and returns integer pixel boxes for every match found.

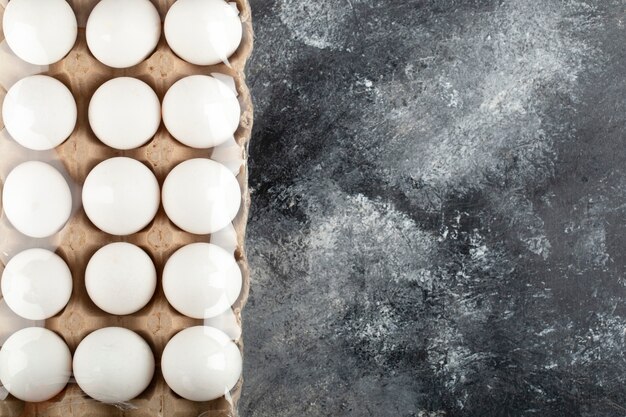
[241,1,626,416]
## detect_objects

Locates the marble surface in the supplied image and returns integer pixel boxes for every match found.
[241,1,626,415]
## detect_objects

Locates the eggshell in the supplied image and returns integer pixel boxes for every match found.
[0,327,72,402]
[1,248,72,320]
[82,157,160,236]
[161,326,241,401]
[86,242,156,315]
[163,243,242,319]
[86,0,161,68]
[88,77,160,150]
[164,0,242,66]
[3,0,77,65]
[162,75,240,149]
[2,161,72,238]
[162,159,241,235]
[73,327,155,403]
[3,75,77,150]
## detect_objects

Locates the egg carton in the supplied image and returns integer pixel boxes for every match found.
[0,0,253,416]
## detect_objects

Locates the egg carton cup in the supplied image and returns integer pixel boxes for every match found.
[0,0,253,416]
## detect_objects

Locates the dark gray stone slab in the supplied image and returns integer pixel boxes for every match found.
[242,1,626,415]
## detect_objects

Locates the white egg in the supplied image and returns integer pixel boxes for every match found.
[82,157,160,236]
[86,243,156,315]
[163,243,241,319]
[161,326,241,402]
[0,327,71,402]
[162,159,241,235]
[2,75,77,151]
[86,0,161,68]
[2,0,77,65]
[1,249,72,321]
[73,327,155,403]
[164,0,243,66]
[2,161,73,238]
[162,75,240,149]
[88,77,160,150]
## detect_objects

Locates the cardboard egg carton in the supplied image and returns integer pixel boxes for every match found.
[0,0,253,416]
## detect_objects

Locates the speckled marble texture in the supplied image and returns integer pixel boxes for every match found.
[242,1,626,416]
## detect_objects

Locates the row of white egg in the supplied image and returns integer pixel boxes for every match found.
[1,242,241,320]
[0,326,242,403]
[3,74,240,151]
[3,157,241,237]
[4,0,243,68]
[1,0,246,407]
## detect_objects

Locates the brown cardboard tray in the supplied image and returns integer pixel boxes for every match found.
[0,0,253,416]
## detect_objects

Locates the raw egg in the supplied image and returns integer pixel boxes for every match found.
[86,0,161,68]
[162,75,240,149]
[163,243,242,319]
[3,75,77,151]
[88,77,160,150]
[162,159,241,235]
[161,326,241,401]
[73,327,155,403]
[164,0,243,66]
[3,0,77,65]
[0,327,72,402]
[86,242,156,315]
[82,157,160,236]
[1,248,72,320]
[2,161,73,238]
